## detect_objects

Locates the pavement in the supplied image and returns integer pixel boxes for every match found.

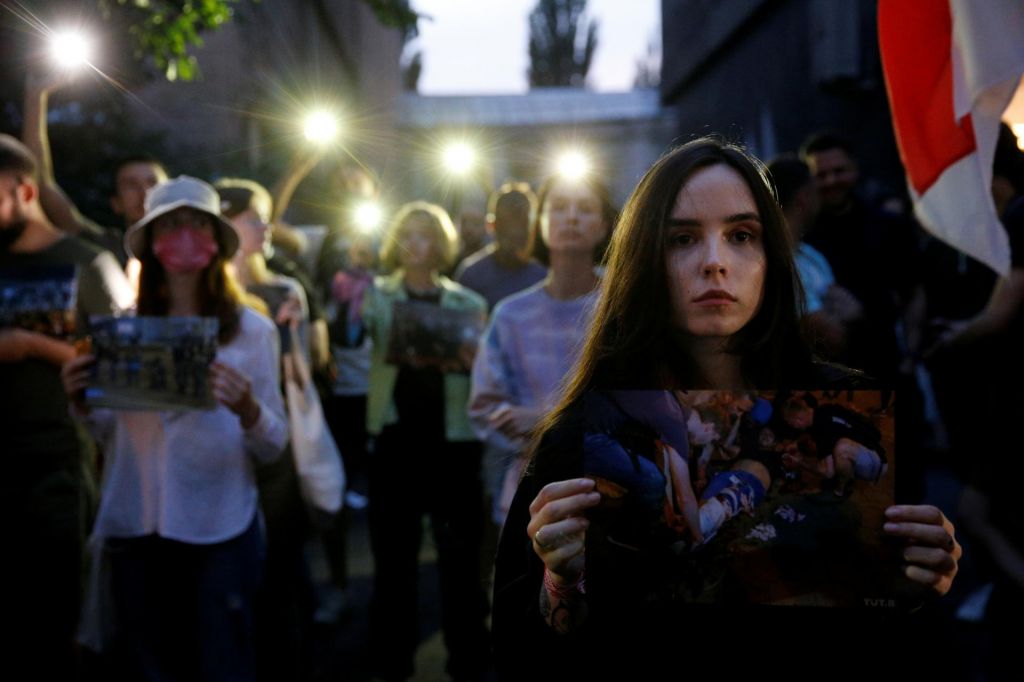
[307,500,497,682]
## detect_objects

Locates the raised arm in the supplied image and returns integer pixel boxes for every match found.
[270,147,327,225]
[21,68,104,238]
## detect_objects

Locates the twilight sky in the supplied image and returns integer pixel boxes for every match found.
[410,0,661,95]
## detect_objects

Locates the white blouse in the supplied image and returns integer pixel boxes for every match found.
[88,307,288,544]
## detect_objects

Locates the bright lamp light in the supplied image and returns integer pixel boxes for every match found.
[442,142,476,175]
[353,201,383,233]
[555,149,591,181]
[50,30,92,70]
[303,110,340,143]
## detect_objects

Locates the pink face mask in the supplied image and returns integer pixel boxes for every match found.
[152,226,219,273]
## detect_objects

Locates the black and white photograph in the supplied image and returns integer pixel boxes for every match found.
[85,315,219,410]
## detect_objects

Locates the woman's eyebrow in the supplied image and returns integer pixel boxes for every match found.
[666,217,700,227]
[725,212,761,223]
[667,212,761,227]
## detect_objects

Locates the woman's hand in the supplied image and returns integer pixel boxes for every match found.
[60,353,95,415]
[489,404,543,440]
[527,478,601,583]
[209,361,260,428]
[884,504,961,596]
[274,294,303,330]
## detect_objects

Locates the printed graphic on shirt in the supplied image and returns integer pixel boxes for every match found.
[583,390,903,609]
[0,264,79,338]
[85,315,219,410]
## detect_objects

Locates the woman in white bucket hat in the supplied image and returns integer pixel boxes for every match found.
[62,175,288,680]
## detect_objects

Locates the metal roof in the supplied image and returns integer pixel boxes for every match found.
[395,88,663,129]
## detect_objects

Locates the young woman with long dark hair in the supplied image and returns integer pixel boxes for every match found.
[492,138,961,680]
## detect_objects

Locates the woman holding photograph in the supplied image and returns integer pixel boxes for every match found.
[61,176,287,681]
[361,201,491,681]
[492,138,962,680]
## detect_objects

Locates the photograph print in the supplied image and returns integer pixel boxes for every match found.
[582,389,905,609]
[85,315,219,410]
[385,299,485,372]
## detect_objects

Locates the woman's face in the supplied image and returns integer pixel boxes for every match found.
[397,222,437,270]
[665,164,766,339]
[539,180,607,254]
[232,208,270,256]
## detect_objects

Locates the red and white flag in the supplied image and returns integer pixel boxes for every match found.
[879,0,1024,276]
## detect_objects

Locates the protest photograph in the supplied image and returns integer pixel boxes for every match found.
[5,1,1022,680]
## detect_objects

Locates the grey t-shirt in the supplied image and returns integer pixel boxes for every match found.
[455,246,547,311]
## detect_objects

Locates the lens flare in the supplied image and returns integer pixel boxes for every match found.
[303,110,340,143]
[555,150,591,181]
[442,142,476,175]
[353,201,383,233]
[50,30,92,70]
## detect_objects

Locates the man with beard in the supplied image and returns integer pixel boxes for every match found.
[22,66,168,268]
[799,132,922,384]
[0,134,131,676]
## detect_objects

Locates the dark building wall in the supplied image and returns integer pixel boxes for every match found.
[661,0,907,200]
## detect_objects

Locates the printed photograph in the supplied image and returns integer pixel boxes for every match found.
[582,389,902,609]
[0,264,79,338]
[85,315,219,410]
[385,299,485,372]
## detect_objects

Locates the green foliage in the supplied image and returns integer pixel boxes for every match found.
[362,0,419,36]
[90,0,419,82]
[96,0,245,81]
[528,0,598,88]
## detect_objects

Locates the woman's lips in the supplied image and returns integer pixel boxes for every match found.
[693,290,737,305]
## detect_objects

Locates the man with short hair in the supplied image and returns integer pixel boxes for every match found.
[769,154,862,358]
[455,182,547,311]
[0,134,131,674]
[799,132,921,382]
[22,66,168,267]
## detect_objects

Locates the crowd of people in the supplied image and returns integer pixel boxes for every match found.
[5,65,1024,682]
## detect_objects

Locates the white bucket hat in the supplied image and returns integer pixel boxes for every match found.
[124,175,240,260]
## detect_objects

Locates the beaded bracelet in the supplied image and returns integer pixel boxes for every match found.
[543,567,586,599]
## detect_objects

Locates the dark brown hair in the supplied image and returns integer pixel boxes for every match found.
[0,134,38,182]
[533,137,816,465]
[136,223,244,343]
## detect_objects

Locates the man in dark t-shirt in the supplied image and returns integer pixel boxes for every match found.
[0,135,130,675]
[455,182,547,311]
[800,133,921,383]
